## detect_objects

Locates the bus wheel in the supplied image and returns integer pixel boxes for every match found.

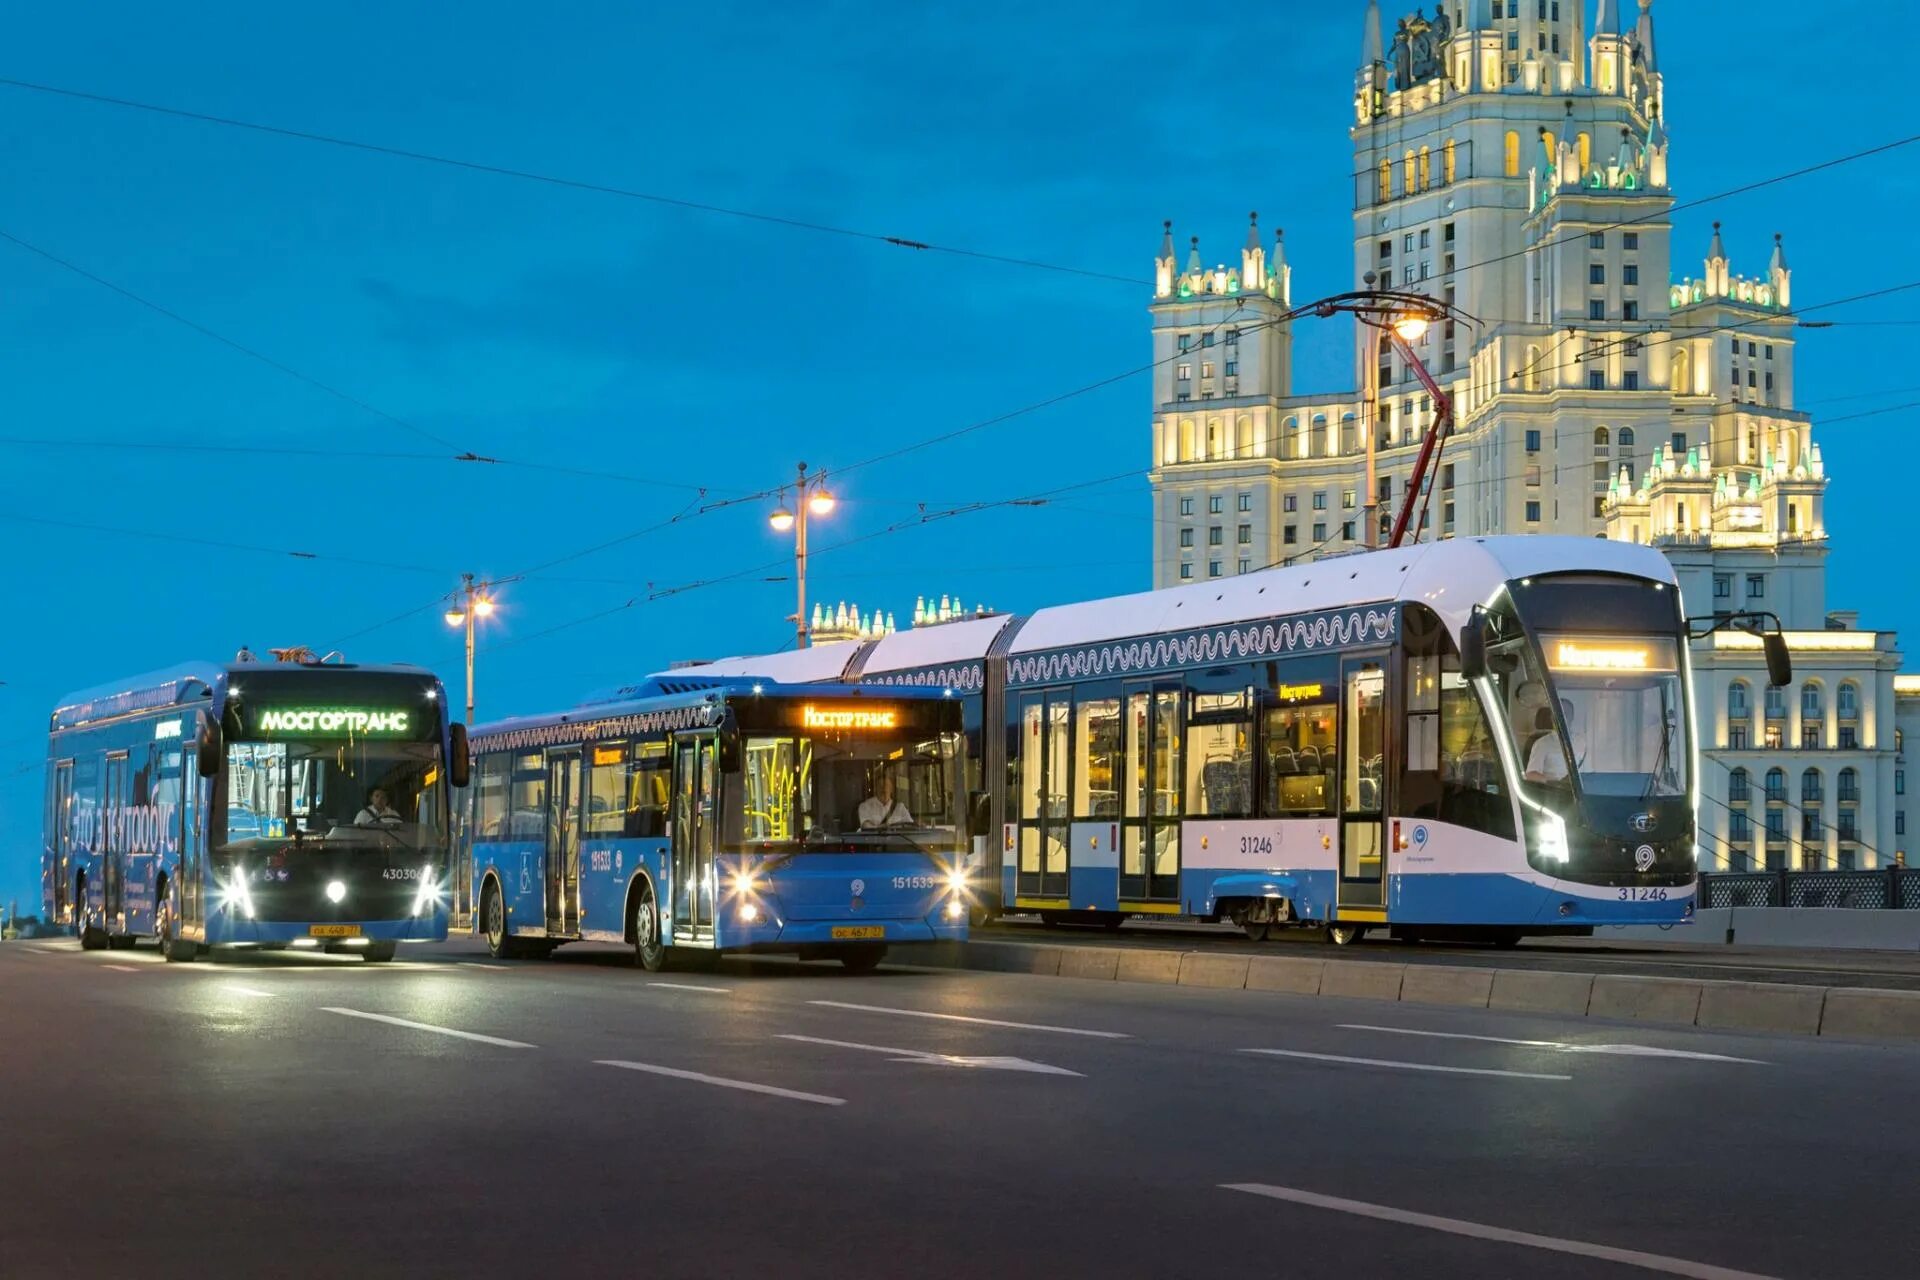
[632,884,668,973]
[838,945,886,973]
[1324,923,1367,946]
[159,893,197,963]
[362,942,397,963]
[482,883,520,960]
[1489,929,1522,950]
[77,908,107,952]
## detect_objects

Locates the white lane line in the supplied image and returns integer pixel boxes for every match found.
[649,982,732,994]
[1242,1048,1569,1081]
[102,964,141,973]
[1337,1024,1769,1065]
[1222,1183,1779,1280]
[595,1059,844,1106]
[228,986,274,999]
[321,1007,536,1049]
[808,1000,1129,1039]
[458,963,506,972]
[778,1033,1085,1077]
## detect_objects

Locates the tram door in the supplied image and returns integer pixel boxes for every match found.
[544,750,582,935]
[1338,657,1388,910]
[671,735,717,939]
[1123,683,1183,904]
[1015,691,1071,902]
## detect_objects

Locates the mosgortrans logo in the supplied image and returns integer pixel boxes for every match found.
[256,708,412,735]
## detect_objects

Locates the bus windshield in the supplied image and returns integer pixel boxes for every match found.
[224,739,448,849]
[728,730,964,853]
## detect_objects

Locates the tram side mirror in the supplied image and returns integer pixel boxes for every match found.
[1763,632,1793,688]
[1459,606,1489,682]
[196,713,223,779]
[449,723,471,789]
[968,790,992,838]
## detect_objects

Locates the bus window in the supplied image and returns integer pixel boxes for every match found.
[1186,693,1252,818]
[507,755,546,840]
[1261,701,1336,815]
[475,754,509,839]
[587,741,628,838]
[629,742,670,838]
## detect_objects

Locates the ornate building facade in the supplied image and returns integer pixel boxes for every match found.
[1147,1,1908,868]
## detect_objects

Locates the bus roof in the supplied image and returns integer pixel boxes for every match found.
[51,659,443,732]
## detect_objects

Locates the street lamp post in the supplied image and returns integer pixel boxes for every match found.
[444,574,498,724]
[769,461,835,648]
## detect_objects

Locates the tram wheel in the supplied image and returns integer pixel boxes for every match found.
[838,944,887,973]
[1324,923,1368,947]
[632,883,668,973]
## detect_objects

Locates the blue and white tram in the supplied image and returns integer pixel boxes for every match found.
[668,537,1711,945]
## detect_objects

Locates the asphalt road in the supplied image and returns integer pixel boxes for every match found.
[3,935,1914,1279]
[983,916,1920,990]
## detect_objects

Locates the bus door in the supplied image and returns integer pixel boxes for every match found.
[670,734,717,940]
[1337,656,1389,913]
[544,749,582,936]
[1015,690,1071,903]
[178,749,202,930]
[1123,683,1183,906]
[104,753,128,930]
[51,760,74,925]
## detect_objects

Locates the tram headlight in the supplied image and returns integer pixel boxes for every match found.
[1537,810,1570,863]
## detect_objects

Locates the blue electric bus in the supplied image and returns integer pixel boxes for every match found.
[465,680,969,970]
[666,537,1775,946]
[44,657,465,962]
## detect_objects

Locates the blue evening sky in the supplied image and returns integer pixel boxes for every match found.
[0,1,1906,911]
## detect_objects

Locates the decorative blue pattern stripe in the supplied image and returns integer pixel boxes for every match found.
[474,704,712,753]
[866,663,984,693]
[1007,607,1396,687]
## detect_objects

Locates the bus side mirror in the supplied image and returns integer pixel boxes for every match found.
[196,713,223,779]
[717,709,741,772]
[1763,632,1793,688]
[449,723,471,789]
[1459,606,1489,682]
[968,790,992,838]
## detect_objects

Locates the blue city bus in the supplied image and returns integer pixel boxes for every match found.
[465,680,969,970]
[44,658,465,962]
[669,537,1736,946]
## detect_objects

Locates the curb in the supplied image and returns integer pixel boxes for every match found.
[914,941,1920,1042]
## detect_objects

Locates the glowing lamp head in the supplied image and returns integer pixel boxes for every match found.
[444,609,466,627]
[808,488,836,517]
[769,506,795,533]
[473,596,496,618]
[1391,314,1430,342]
[325,880,347,904]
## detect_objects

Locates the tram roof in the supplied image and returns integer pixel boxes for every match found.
[665,640,861,684]
[474,678,945,742]
[860,613,1015,676]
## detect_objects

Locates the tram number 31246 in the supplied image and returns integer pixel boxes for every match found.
[1617,886,1670,901]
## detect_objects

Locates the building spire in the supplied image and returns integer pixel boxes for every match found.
[1245,210,1261,252]
[1159,218,1175,261]
[1362,0,1384,65]
[1186,235,1202,275]
[1770,231,1789,274]
[1154,219,1176,297]
[1636,0,1658,72]
[1708,220,1727,263]
[1596,0,1622,35]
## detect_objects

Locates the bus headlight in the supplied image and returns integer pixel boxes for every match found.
[1537,811,1570,863]
[740,902,760,923]
[945,866,968,895]
[325,880,347,904]
[220,872,255,919]
[944,900,965,921]
[729,869,764,897]
[411,867,444,916]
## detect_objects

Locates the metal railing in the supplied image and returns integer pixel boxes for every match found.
[1699,868,1912,910]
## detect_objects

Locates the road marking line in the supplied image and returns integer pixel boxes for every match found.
[777,1033,1086,1077]
[458,963,507,972]
[102,964,141,973]
[649,982,732,994]
[1337,1024,1768,1064]
[1221,1183,1779,1280]
[1242,1048,1568,1081]
[595,1059,844,1106]
[228,986,274,999]
[808,1000,1129,1039]
[321,1007,535,1049]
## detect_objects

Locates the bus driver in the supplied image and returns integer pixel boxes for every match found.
[858,771,914,829]
[355,788,403,827]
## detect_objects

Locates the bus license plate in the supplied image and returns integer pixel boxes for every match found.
[309,924,361,938]
[831,926,884,940]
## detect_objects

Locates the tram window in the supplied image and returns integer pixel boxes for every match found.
[1076,698,1121,819]
[586,741,629,837]
[1406,653,1441,772]
[1343,669,1386,816]
[507,755,546,840]
[1261,703,1336,816]
[475,754,509,839]
[1187,694,1252,818]
[1438,666,1514,839]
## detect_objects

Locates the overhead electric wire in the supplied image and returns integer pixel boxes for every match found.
[0,77,1142,289]
[0,510,458,576]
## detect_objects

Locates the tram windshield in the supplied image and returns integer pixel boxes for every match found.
[1483,578,1691,802]
[728,728,965,853]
